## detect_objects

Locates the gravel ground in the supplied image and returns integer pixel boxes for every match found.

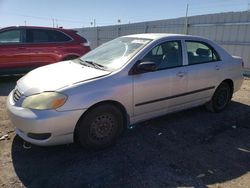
[0,76,249,188]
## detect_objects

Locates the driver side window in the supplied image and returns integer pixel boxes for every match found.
[0,29,21,43]
[142,40,182,70]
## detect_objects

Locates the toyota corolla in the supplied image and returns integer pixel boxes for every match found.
[7,33,244,149]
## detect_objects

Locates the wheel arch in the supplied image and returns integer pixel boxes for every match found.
[73,100,129,142]
[206,78,234,112]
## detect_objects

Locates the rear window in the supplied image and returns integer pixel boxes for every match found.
[26,29,71,43]
[74,30,87,41]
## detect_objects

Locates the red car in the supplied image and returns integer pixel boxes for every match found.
[0,26,91,75]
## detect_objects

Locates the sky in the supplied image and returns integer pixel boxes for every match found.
[0,0,249,29]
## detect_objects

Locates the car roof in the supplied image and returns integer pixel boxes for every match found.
[123,33,203,40]
[1,26,71,31]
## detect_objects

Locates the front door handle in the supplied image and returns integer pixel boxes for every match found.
[17,47,26,50]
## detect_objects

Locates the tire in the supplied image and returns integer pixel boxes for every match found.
[206,82,232,112]
[75,104,124,149]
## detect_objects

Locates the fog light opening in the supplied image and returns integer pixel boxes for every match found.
[27,133,51,140]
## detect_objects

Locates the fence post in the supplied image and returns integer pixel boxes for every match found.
[183,17,189,34]
[184,4,189,34]
[145,23,149,33]
[117,26,121,37]
[96,27,99,47]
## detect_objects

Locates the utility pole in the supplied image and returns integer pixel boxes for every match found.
[185,4,189,34]
[52,18,55,28]
[24,20,26,26]
[90,19,96,27]
[55,19,58,28]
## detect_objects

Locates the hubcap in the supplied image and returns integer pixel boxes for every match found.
[216,88,229,109]
[90,114,116,142]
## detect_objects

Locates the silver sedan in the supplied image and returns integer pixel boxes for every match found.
[7,33,244,149]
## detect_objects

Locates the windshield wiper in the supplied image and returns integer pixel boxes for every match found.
[78,59,107,70]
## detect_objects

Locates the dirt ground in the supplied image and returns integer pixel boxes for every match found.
[0,76,249,188]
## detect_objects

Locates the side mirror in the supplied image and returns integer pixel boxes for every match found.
[136,61,157,73]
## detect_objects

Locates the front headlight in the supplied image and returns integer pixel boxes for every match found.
[22,92,67,110]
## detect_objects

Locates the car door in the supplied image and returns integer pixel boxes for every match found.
[184,40,221,104]
[0,28,30,71]
[25,29,62,67]
[132,40,188,118]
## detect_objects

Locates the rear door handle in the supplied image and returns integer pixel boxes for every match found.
[215,65,220,70]
[177,71,185,77]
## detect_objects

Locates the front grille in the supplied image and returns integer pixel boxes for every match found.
[13,89,22,102]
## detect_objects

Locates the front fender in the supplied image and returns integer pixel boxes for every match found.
[56,74,134,117]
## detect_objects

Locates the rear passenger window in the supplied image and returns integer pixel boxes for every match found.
[47,30,71,42]
[26,29,49,43]
[186,41,220,65]
[26,29,71,43]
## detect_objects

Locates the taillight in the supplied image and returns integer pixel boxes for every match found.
[81,41,90,47]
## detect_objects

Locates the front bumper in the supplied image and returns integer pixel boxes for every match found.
[7,90,86,146]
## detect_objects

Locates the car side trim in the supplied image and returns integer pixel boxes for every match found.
[135,86,215,106]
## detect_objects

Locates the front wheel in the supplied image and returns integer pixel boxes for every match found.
[75,104,124,149]
[206,82,232,112]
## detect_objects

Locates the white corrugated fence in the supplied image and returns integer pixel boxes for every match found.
[75,11,250,73]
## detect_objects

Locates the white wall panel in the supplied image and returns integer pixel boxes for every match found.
[75,11,250,71]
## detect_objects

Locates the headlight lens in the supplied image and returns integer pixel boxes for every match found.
[22,92,67,110]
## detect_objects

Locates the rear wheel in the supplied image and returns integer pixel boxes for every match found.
[75,104,124,149]
[206,82,232,112]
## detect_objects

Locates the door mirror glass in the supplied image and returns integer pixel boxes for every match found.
[137,61,157,72]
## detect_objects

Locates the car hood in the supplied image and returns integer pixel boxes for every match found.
[17,60,110,96]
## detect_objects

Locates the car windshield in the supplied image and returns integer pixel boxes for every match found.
[79,37,151,71]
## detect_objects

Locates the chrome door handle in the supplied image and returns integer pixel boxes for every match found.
[177,72,185,77]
